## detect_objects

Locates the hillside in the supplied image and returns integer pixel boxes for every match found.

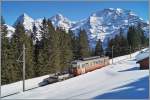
[2,49,149,99]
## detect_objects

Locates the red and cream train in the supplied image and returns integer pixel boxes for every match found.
[70,56,109,76]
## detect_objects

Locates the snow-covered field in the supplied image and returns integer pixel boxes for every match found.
[1,75,50,97]
[1,49,149,99]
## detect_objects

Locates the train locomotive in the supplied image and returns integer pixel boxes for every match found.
[70,56,109,76]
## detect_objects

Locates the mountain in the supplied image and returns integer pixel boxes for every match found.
[50,13,74,32]
[6,8,149,48]
[70,8,149,48]
[13,13,34,31]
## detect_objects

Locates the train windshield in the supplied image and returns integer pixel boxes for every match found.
[71,64,77,68]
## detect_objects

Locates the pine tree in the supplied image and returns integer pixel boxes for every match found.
[127,26,141,50]
[95,39,103,56]
[10,22,34,82]
[31,24,38,41]
[10,22,26,82]
[69,30,80,60]
[79,30,90,58]
[136,23,148,47]
[32,24,39,76]
[119,28,129,55]
[25,33,34,79]
[58,29,73,71]
[48,22,61,73]
[107,28,129,57]
[1,16,12,84]
[36,18,50,76]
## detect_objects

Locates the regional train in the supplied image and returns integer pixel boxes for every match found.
[70,56,109,76]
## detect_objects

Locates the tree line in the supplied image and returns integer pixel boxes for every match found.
[106,23,149,57]
[1,16,148,85]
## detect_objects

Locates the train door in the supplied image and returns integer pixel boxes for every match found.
[81,63,86,74]
[82,67,86,74]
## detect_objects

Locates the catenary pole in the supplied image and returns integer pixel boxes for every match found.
[23,44,25,92]
[112,46,114,64]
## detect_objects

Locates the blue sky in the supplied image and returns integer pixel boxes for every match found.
[2,1,149,25]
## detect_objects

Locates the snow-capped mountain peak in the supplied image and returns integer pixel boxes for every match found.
[54,13,66,20]
[50,13,73,31]
[70,8,149,48]
[13,13,34,31]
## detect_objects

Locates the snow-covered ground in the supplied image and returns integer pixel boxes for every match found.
[1,49,149,99]
[1,75,50,97]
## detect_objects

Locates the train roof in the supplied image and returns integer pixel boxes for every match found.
[71,56,109,64]
[81,56,100,61]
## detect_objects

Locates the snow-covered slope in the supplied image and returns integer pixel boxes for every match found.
[1,75,50,97]
[135,48,149,61]
[50,13,74,32]
[5,24,15,38]
[2,49,149,99]
[6,8,149,47]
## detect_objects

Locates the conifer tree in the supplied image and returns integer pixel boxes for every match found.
[10,22,34,82]
[127,26,141,50]
[1,16,11,84]
[36,18,50,76]
[10,22,26,82]
[48,22,61,73]
[25,33,34,79]
[136,23,148,47]
[58,29,73,71]
[107,28,129,57]
[69,30,80,60]
[79,30,90,58]
[95,39,103,56]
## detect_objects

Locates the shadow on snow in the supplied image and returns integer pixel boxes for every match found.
[118,67,139,72]
[93,76,149,99]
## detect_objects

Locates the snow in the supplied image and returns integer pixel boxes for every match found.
[1,75,50,97]
[135,48,149,61]
[5,24,15,38]
[2,49,149,99]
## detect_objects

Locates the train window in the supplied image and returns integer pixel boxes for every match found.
[77,65,80,69]
[93,61,94,65]
[90,62,92,66]
[95,61,97,64]
[98,60,100,64]
[96,61,99,64]
[72,62,77,64]
[100,60,102,63]
[82,64,85,67]
[72,64,76,68]
[85,63,88,67]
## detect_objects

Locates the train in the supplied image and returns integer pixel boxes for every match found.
[39,56,109,86]
[70,56,109,76]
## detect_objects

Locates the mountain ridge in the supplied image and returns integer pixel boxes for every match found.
[6,8,149,48]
